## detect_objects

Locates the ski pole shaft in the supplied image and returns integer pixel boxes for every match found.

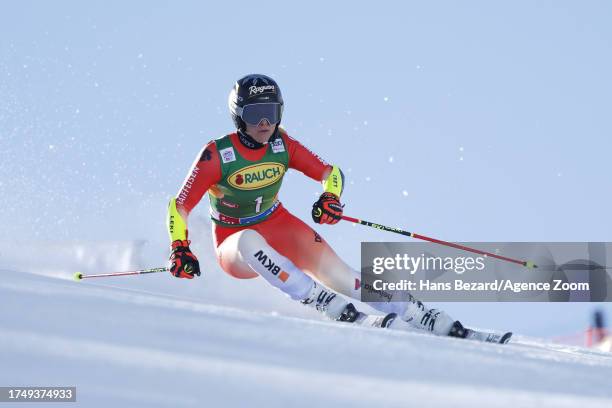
[341,215,537,269]
[73,267,169,281]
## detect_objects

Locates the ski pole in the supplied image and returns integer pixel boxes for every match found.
[341,215,537,269]
[73,267,169,281]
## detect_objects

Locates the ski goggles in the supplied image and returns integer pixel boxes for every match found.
[238,103,282,125]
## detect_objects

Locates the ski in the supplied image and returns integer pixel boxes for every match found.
[352,312,398,328]
[464,329,513,344]
[345,310,512,344]
[448,320,513,344]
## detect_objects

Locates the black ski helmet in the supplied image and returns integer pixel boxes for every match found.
[228,74,284,131]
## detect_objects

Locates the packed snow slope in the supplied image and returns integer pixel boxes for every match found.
[2,269,612,408]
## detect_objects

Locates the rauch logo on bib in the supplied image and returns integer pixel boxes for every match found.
[228,162,285,190]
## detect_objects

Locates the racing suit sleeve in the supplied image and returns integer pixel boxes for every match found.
[283,131,344,196]
[167,142,221,241]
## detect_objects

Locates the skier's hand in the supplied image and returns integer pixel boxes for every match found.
[312,192,343,225]
[169,240,201,279]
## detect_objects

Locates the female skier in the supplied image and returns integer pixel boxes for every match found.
[166,74,467,338]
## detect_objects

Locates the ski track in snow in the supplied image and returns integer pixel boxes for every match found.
[2,269,612,408]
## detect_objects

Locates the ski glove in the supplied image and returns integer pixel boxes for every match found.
[312,192,343,225]
[169,240,200,279]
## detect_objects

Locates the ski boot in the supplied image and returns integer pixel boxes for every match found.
[301,281,350,320]
[400,298,455,336]
[301,282,396,328]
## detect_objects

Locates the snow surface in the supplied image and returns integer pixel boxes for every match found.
[2,265,612,407]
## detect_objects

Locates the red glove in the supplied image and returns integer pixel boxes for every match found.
[169,240,200,279]
[312,192,343,225]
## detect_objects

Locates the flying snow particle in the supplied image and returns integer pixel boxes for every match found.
[383,97,389,102]
[402,190,408,197]
[388,156,394,163]
[459,146,464,152]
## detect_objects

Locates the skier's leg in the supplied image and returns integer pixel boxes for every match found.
[253,208,459,335]
[215,229,356,321]
[251,207,406,315]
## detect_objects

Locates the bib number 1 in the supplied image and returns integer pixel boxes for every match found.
[254,196,263,213]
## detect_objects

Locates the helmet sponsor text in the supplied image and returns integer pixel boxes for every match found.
[249,85,275,96]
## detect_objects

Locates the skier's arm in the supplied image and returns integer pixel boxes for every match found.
[167,142,221,237]
[167,142,221,278]
[283,131,345,224]
[284,131,333,183]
